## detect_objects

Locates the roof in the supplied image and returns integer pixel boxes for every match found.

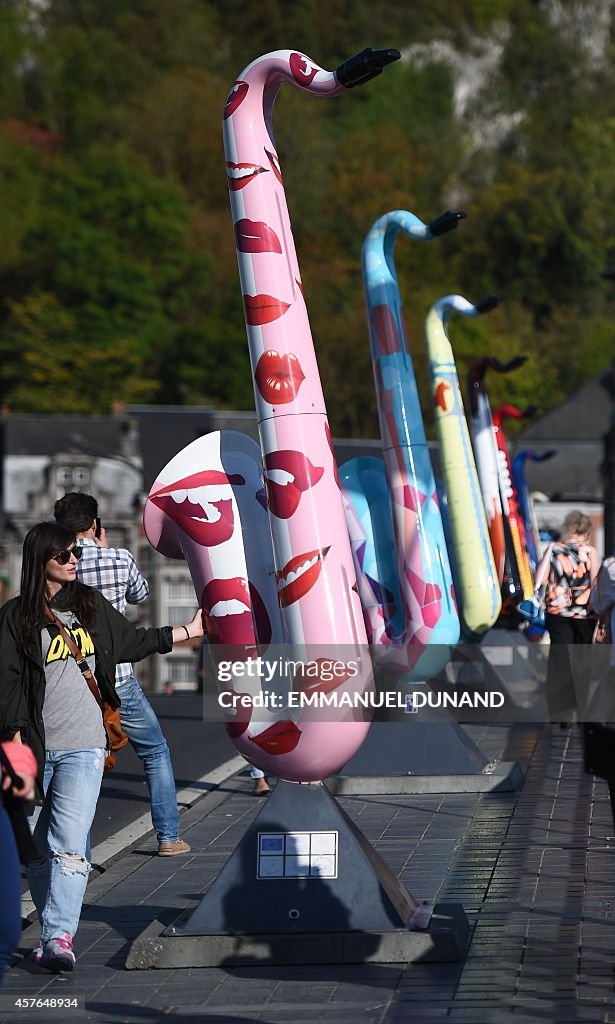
[1,415,132,458]
[519,372,611,442]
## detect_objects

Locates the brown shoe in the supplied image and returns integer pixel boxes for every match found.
[158,838,191,856]
[253,777,271,797]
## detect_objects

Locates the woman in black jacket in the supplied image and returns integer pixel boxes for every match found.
[0,521,203,974]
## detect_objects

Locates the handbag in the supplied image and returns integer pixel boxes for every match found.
[517,590,546,629]
[517,542,555,629]
[592,614,612,645]
[44,605,128,772]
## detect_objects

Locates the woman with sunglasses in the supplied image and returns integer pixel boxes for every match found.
[0,521,203,973]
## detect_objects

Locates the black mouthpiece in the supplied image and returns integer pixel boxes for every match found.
[541,449,557,461]
[503,355,527,372]
[475,294,502,315]
[335,48,401,88]
[522,405,538,419]
[602,266,615,281]
[428,210,466,237]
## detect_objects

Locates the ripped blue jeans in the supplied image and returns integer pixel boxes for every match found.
[28,749,104,942]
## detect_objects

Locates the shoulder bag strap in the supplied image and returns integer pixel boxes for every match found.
[43,603,104,710]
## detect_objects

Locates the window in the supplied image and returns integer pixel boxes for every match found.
[55,466,91,487]
[162,577,197,627]
[167,660,196,683]
[167,605,198,627]
[164,658,197,691]
[165,580,196,602]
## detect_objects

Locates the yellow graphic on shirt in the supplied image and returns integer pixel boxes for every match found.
[46,626,95,664]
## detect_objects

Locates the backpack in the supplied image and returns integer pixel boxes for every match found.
[590,557,615,616]
[545,542,593,615]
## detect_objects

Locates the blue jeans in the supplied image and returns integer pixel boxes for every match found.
[0,801,21,985]
[116,675,180,844]
[28,749,104,942]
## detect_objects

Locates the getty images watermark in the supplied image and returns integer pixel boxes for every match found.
[214,656,506,712]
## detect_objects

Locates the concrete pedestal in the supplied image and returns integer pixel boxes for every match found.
[126,781,470,968]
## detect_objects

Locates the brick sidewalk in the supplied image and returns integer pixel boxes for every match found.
[3,725,615,1024]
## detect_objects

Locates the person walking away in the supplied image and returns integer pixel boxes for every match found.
[0,521,203,972]
[537,511,599,722]
[54,492,190,856]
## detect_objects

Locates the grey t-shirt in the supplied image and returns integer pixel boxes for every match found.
[41,608,106,751]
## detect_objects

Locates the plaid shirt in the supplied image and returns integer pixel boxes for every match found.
[77,537,149,685]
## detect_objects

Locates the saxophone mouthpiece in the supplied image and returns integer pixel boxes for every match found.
[522,405,538,419]
[475,294,502,315]
[428,210,466,236]
[335,47,401,88]
[503,355,527,372]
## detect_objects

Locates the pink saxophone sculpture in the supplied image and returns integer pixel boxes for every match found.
[144,48,400,782]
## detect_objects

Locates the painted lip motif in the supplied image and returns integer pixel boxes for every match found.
[149,470,244,547]
[234,218,282,254]
[264,147,283,185]
[201,577,254,647]
[371,304,402,356]
[289,52,319,86]
[226,161,268,191]
[225,717,250,740]
[243,294,291,327]
[249,719,301,756]
[276,546,330,608]
[263,450,324,519]
[292,658,356,697]
[255,350,305,404]
[223,80,249,119]
[201,578,272,649]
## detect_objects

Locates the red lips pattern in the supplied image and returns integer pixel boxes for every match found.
[264,147,283,185]
[226,161,268,191]
[223,80,249,119]
[149,470,245,548]
[289,52,319,86]
[292,658,356,697]
[234,219,282,254]
[243,294,291,326]
[249,719,302,756]
[276,547,330,608]
[201,578,271,649]
[254,350,305,404]
[263,450,324,519]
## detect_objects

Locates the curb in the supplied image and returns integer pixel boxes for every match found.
[21,754,245,921]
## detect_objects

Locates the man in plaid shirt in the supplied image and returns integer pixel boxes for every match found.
[54,492,190,856]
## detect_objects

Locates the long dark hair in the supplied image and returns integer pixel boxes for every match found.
[18,521,97,652]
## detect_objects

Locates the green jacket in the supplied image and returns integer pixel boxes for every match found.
[0,583,173,793]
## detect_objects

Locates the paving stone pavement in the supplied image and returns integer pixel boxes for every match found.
[3,724,615,1024]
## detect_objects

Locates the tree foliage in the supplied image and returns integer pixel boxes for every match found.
[0,0,614,432]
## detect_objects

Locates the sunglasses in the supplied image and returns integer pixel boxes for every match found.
[52,545,83,565]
